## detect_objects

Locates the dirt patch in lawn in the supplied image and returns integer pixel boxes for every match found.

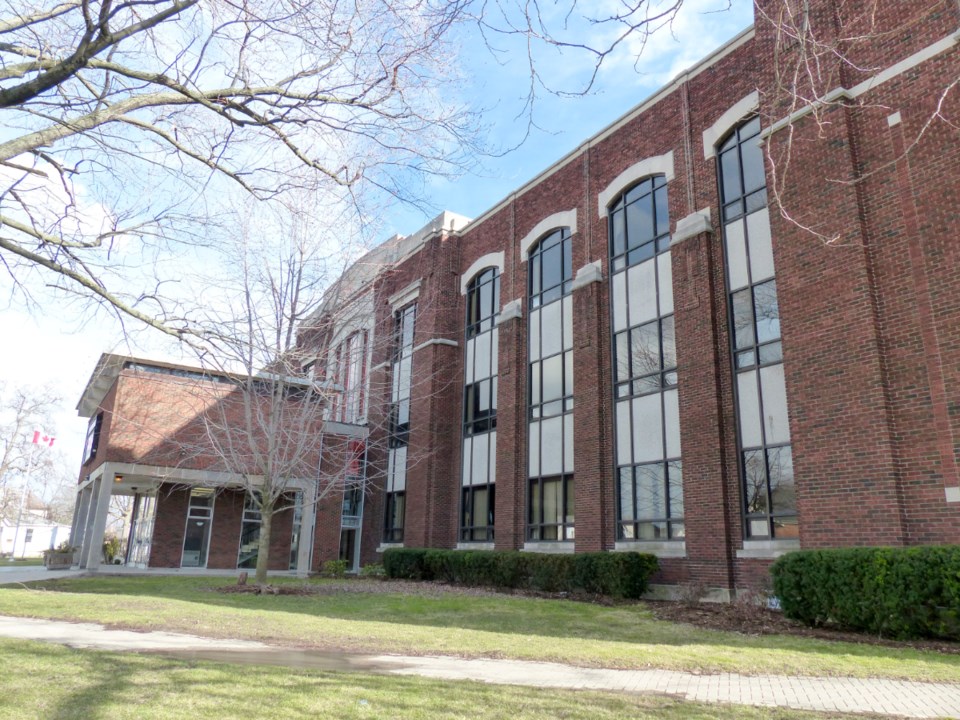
[646,599,960,655]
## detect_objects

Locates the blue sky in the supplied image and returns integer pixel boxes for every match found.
[0,0,754,471]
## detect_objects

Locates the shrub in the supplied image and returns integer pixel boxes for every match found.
[771,545,960,640]
[320,559,348,578]
[359,563,385,578]
[382,548,658,599]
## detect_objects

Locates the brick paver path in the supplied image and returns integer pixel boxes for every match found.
[2,615,959,718]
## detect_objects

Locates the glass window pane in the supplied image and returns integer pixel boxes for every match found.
[663,389,681,459]
[562,233,572,284]
[741,136,765,194]
[759,341,783,365]
[543,478,561,525]
[759,363,791,444]
[611,208,626,258]
[563,414,573,474]
[531,255,541,297]
[635,464,666,519]
[631,322,660,378]
[542,355,563,402]
[541,244,561,292]
[661,316,676,371]
[562,295,573,351]
[474,331,492,380]
[720,147,742,203]
[626,193,654,248]
[768,446,795,514]
[743,449,768,514]
[528,421,539,476]
[529,308,540,361]
[655,185,670,237]
[668,461,684,518]
[615,332,630,383]
[563,350,573,398]
[565,475,575,523]
[530,362,541,406]
[732,289,755,349]
[619,467,635,521]
[472,432,489,487]
[462,437,472,486]
[754,280,780,343]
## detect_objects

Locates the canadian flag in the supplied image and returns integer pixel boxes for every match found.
[32,430,55,448]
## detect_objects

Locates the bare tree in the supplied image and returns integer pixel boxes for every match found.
[0,0,484,338]
[0,384,63,522]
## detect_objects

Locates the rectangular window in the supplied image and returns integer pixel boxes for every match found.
[384,304,416,543]
[609,176,683,541]
[83,413,103,463]
[718,118,795,539]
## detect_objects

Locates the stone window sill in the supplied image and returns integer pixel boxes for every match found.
[735,539,800,559]
[613,541,686,558]
[522,542,574,554]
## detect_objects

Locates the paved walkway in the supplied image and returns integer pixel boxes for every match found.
[0,615,959,718]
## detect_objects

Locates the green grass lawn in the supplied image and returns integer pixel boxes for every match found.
[0,575,957,682]
[2,557,43,566]
[0,637,866,720]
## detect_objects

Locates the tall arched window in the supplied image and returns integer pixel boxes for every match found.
[527,228,574,541]
[383,302,416,543]
[609,176,684,541]
[718,117,796,539]
[461,267,499,542]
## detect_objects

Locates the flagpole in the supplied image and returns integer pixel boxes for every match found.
[11,448,34,561]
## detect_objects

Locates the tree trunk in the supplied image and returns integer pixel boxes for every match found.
[254,501,273,585]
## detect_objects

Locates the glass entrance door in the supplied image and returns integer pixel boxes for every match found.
[181,489,214,568]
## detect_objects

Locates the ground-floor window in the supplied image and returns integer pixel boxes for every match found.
[461,484,494,542]
[383,491,405,543]
[237,492,261,569]
[528,475,574,541]
[618,461,684,540]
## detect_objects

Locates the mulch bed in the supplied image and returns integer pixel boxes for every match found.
[215,577,960,654]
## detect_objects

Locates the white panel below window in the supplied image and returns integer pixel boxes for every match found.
[725,218,749,292]
[663,389,681,458]
[616,400,632,467]
[529,308,540,362]
[632,393,663,463]
[541,299,562,358]
[489,431,497,484]
[628,260,658,325]
[563,416,574,473]
[461,437,472,486]
[540,415,563,476]
[760,363,791,444]
[612,271,628,332]
[657,253,674,314]
[472,433,489,486]
[491,329,499,375]
[528,421,540,476]
[464,338,476,385]
[747,208,775,283]
[562,295,573,351]
[474,331,491,380]
[737,371,763,448]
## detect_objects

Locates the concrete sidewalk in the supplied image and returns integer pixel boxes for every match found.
[1,615,959,718]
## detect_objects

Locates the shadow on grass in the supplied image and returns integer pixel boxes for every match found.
[8,575,960,676]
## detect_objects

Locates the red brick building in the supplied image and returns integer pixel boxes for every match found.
[73,0,960,596]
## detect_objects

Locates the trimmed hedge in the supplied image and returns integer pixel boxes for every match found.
[771,546,960,640]
[382,548,658,599]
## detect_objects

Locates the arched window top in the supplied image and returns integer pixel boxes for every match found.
[519,210,577,261]
[528,228,572,307]
[597,152,674,218]
[718,116,766,222]
[608,175,670,271]
[460,251,505,294]
[465,267,500,337]
[702,91,759,159]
